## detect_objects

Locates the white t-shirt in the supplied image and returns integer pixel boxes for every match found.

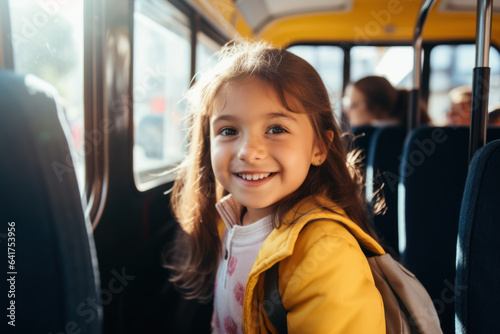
[211,195,273,334]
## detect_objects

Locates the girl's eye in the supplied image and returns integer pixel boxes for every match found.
[219,128,238,136]
[267,126,287,135]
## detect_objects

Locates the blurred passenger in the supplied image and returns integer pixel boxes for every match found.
[343,75,430,128]
[489,106,500,126]
[446,85,472,126]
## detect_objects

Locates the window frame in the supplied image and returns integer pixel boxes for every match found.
[286,40,500,127]
[84,0,108,226]
[131,0,227,193]
[83,0,228,224]
[286,42,416,121]
[0,0,14,70]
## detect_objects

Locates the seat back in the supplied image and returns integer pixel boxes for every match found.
[366,126,407,256]
[399,126,500,333]
[400,126,469,334]
[351,125,377,159]
[456,139,500,334]
[0,71,101,333]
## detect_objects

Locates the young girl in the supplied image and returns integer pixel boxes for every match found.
[167,40,386,333]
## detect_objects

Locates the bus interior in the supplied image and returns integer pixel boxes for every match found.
[1,0,500,333]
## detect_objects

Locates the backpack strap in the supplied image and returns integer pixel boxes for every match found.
[263,262,288,333]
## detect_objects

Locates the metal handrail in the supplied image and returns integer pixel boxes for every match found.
[469,0,493,163]
[408,0,437,132]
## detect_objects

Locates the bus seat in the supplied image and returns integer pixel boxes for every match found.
[399,126,468,333]
[366,126,407,256]
[398,126,500,334]
[0,71,102,333]
[455,139,500,334]
[351,125,377,157]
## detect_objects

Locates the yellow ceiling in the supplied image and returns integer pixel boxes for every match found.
[199,0,500,48]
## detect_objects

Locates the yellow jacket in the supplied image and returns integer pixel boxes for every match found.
[242,195,386,333]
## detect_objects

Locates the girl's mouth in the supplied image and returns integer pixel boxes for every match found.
[236,172,275,181]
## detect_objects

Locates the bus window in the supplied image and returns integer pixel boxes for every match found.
[287,45,344,116]
[9,0,85,193]
[429,44,500,125]
[133,0,191,191]
[350,46,414,89]
[196,32,220,75]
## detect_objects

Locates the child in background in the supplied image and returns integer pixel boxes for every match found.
[166,41,386,333]
[343,75,431,128]
[446,85,472,126]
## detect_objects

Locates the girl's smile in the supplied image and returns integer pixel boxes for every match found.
[234,171,277,186]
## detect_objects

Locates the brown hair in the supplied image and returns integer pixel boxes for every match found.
[166,40,380,302]
[353,75,430,125]
[489,106,500,125]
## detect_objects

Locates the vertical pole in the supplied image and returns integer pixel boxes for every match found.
[190,13,200,85]
[409,0,436,132]
[469,0,493,163]
[341,45,351,130]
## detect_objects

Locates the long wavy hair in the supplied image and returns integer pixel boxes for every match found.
[165,40,381,302]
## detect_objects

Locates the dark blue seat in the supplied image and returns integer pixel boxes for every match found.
[455,139,500,334]
[366,126,407,256]
[0,71,101,333]
[398,126,500,334]
[351,126,377,160]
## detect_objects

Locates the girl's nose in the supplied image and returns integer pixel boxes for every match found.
[237,136,266,162]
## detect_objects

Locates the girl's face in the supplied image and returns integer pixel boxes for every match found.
[344,86,375,127]
[210,78,323,224]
